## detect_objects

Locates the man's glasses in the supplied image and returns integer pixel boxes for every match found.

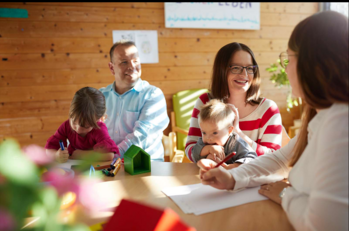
[229,65,258,74]
[279,52,297,68]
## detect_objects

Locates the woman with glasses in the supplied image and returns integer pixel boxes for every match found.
[185,42,283,164]
[197,11,348,230]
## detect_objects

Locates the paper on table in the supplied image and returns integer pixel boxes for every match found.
[55,159,83,169]
[162,183,267,215]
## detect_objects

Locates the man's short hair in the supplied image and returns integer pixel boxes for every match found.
[109,40,137,63]
[199,99,235,128]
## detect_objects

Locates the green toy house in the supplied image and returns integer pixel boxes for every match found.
[124,145,151,175]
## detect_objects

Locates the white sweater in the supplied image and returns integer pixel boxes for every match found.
[230,103,348,231]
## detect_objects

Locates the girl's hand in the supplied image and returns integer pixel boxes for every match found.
[258,180,291,205]
[197,159,236,190]
[228,104,241,134]
[55,148,69,163]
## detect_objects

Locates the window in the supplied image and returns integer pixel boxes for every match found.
[320,2,348,18]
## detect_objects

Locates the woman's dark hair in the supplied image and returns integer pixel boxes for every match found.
[210,42,262,105]
[289,11,348,166]
[69,87,106,129]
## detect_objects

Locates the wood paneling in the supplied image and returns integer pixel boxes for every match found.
[0,2,317,147]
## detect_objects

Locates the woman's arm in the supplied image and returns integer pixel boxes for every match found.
[229,136,296,190]
[185,93,210,161]
[282,106,348,231]
[231,100,283,156]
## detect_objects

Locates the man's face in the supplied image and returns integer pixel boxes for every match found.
[108,45,142,93]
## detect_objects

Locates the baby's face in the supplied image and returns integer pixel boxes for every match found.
[200,120,232,146]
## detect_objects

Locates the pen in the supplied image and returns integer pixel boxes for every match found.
[59,139,71,156]
[110,164,121,177]
[59,140,64,150]
[215,152,236,168]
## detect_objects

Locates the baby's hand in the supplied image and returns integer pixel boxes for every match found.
[55,148,69,163]
[206,153,218,162]
[208,145,225,160]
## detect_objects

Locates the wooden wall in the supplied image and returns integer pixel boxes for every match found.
[0,2,318,147]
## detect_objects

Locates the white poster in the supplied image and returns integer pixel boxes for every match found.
[165,2,260,30]
[112,30,159,64]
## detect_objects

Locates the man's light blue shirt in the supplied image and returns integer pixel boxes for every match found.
[100,79,169,161]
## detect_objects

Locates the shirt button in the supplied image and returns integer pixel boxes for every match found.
[117,113,119,116]
[115,131,118,134]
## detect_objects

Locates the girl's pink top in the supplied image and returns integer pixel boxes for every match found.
[45,120,119,156]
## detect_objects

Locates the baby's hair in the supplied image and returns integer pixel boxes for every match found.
[69,87,106,129]
[199,99,235,128]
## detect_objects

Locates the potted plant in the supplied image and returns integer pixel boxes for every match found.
[266,59,302,112]
[266,59,303,137]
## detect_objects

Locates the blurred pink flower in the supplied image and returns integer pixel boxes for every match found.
[22,144,53,166]
[0,208,15,231]
[42,168,107,213]
[42,168,80,197]
[78,177,109,213]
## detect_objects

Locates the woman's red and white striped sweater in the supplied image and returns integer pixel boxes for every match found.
[185,93,283,162]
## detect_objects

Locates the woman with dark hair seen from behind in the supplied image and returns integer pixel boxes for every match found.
[197,11,348,231]
[185,42,283,165]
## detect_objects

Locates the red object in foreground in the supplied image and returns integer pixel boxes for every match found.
[103,199,196,231]
[215,151,236,168]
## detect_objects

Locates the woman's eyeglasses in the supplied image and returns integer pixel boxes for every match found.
[229,65,258,74]
[279,52,297,68]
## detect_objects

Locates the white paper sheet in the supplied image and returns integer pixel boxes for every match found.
[162,183,267,215]
[112,30,159,63]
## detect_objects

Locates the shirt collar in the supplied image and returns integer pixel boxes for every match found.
[111,78,144,94]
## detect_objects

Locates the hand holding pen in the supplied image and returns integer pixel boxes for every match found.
[56,140,69,163]
[196,152,237,190]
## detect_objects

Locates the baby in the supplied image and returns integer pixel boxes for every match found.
[191,99,257,168]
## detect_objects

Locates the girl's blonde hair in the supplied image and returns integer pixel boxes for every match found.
[199,99,235,129]
[288,11,348,166]
[69,87,106,129]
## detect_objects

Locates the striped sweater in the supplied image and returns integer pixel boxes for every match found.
[185,93,282,161]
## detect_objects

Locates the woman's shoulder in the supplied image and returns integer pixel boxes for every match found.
[197,92,210,104]
[193,93,211,108]
[243,98,279,119]
[321,103,348,125]
[259,98,278,108]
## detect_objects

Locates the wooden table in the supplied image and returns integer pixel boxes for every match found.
[74,161,294,231]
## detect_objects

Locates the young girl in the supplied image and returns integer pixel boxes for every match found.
[45,87,119,163]
[191,99,257,168]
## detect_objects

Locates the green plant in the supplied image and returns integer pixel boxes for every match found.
[266,59,301,112]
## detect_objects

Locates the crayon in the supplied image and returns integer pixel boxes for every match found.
[102,169,110,176]
[109,158,121,170]
[94,164,110,170]
[110,164,121,177]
